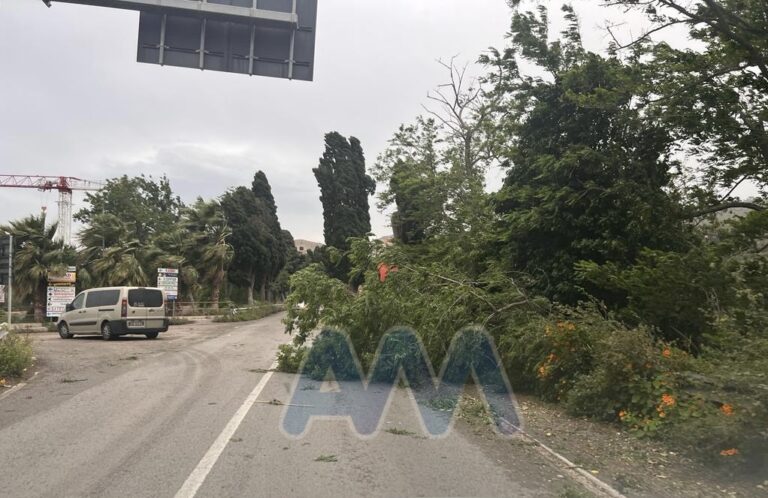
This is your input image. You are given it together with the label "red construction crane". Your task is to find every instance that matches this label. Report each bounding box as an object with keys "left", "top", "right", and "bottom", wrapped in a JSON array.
[{"left": 0, "top": 175, "right": 104, "bottom": 245}]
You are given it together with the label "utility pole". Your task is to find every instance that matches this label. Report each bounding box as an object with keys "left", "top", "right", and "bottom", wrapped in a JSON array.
[{"left": 7, "top": 235, "right": 12, "bottom": 327}]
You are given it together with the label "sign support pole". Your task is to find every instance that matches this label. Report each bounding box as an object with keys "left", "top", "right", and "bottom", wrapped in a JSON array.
[{"left": 7, "top": 235, "right": 12, "bottom": 327}]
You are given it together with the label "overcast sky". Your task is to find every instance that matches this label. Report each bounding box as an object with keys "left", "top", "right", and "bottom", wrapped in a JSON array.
[{"left": 0, "top": 0, "right": 674, "bottom": 242}]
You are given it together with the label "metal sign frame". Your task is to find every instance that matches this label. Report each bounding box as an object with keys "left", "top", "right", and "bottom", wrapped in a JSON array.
[{"left": 45, "top": 0, "right": 317, "bottom": 81}]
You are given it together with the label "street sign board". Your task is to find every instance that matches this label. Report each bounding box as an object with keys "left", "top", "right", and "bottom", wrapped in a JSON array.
[
  {"left": 48, "top": 266, "right": 77, "bottom": 285},
  {"left": 47, "top": 286, "right": 76, "bottom": 318},
  {"left": 157, "top": 268, "right": 179, "bottom": 300},
  {"left": 0, "top": 235, "right": 9, "bottom": 287},
  {"left": 136, "top": 0, "right": 317, "bottom": 80}
]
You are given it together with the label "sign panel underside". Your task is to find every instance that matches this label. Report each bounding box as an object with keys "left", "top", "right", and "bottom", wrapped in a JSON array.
[{"left": 137, "top": 0, "right": 317, "bottom": 81}]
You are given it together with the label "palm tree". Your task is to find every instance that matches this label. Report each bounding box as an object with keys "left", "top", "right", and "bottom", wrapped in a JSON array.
[
  {"left": 1, "top": 213, "right": 73, "bottom": 322},
  {"left": 78, "top": 214, "right": 163, "bottom": 287},
  {"left": 185, "top": 199, "right": 233, "bottom": 309}
]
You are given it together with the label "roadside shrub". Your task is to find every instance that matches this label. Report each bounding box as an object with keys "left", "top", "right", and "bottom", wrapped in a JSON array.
[
  {"left": 302, "top": 329, "right": 360, "bottom": 381},
  {"left": 275, "top": 343, "right": 308, "bottom": 374},
  {"left": 497, "top": 306, "right": 603, "bottom": 400},
  {"left": 0, "top": 332, "right": 33, "bottom": 378},
  {"left": 565, "top": 326, "right": 685, "bottom": 430},
  {"left": 497, "top": 305, "right": 690, "bottom": 433},
  {"left": 662, "top": 317, "right": 768, "bottom": 468}
]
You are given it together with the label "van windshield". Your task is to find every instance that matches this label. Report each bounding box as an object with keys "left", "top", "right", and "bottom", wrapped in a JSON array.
[{"left": 127, "top": 289, "right": 163, "bottom": 308}]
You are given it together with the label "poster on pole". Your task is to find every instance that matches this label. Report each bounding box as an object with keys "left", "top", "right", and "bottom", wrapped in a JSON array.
[
  {"left": 46, "top": 286, "right": 76, "bottom": 318},
  {"left": 46, "top": 266, "right": 76, "bottom": 318},
  {"left": 0, "top": 285, "right": 5, "bottom": 304},
  {"left": 48, "top": 266, "right": 77, "bottom": 285},
  {"left": 157, "top": 268, "right": 179, "bottom": 300}
]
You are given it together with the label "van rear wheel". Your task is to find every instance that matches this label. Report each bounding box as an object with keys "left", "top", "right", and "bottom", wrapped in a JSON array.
[
  {"left": 58, "top": 323, "right": 73, "bottom": 339},
  {"left": 101, "top": 322, "right": 115, "bottom": 341},
  {"left": 145, "top": 332, "right": 159, "bottom": 340}
]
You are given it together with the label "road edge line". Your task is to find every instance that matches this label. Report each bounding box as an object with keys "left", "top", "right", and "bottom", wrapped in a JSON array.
[
  {"left": 174, "top": 360, "right": 279, "bottom": 498},
  {"left": 0, "top": 382, "right": 25, "bottom": 402},
  {"left": 502, "top": 417, "right": 627, "bottom": 498}
]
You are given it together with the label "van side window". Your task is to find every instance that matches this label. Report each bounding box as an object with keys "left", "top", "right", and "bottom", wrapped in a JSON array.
[
  {"left": 72, "top": 293, "right": 85, "bottom": 310},
  {"left": 128, "top": 289, "right": 163, "bottom": 308},
  {"left": 85, "top": 290, "right": 121, "bottom": 308}
]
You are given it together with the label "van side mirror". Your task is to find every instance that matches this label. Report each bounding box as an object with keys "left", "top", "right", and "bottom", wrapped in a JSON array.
[{"left": 66, "top": 303, "right": 74, "bottom": 312}]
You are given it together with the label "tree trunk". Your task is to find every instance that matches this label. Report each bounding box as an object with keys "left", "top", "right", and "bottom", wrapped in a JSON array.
[
  {"left": 247, "top": 273, "right": 256, "bottom": 306},
  {"left": 34, "top": 282, "right": 46, "bottom": 323},
  {"left": 259, "top": 277, "right": 267, "bottom": 302},
  {"left": 211, "top": 270, "right": 223, "bottom": 310}
]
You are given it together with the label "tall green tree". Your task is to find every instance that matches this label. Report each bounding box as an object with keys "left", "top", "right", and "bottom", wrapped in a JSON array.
[
  {"left": 221, "top": 187, "right": 272, "bottom": 304},
  {"left": 1, "top": 214, "right": 74, "bottom": 321},
  {"left": 77, "top": 213, "right": 164, "bottom": 287},
  {"left": 75, "top": 175, "right": 183, "bottom": 244},
  {"left": 313, "top": 132, "right": 376, "bottom": 280},
  {"left": 373, "top": 118, "right": 447, "bottom": 244},
  {"left": 251, "top": 171, "right": 286, "bottom": 300},
  {"left": 185, "top": 199, "right": 233, "bottom": 309},
  {"left": 540, "top": 0, "right": 768, "bottom": 212},
  {"left": 271, "top": 230, "right": 307, "bottom": 301},
  {"left": 486, "top": 5, "right": 687, "bottom": 303}
]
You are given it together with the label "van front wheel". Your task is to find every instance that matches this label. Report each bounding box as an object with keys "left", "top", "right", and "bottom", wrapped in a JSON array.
[
  {"left": 58, "top": 323, "right": 73, "bottom": 339},
  {"left": 101, "top": 322, "right": 115, "bottom": 341},
  {"left": 145, "top": 332, "right": 159, "bottom": 340}
]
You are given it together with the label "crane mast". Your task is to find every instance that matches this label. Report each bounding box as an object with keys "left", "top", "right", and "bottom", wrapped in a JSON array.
[{"left": 0, "top": 175, "right": 103, "bottom": 245}]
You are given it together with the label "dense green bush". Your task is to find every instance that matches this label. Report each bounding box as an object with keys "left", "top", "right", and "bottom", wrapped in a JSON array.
[
  {"left": 283, "top": 239, "right": 546, "bottom": 368},
  {"left": 0, "top": 332, "right": 33, "bottom": 378},
  {"left": 576, "top": 248, "right": 736, "bottom": 349},
  {"left": 275, "top": 343, "right": 308, "bottom": 374},
  {"left": 301, "top": 329, "right": 361, "bottom": 381}
]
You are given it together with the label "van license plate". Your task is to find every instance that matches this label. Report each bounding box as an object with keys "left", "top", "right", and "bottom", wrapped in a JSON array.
[{"left": 127, "top": 320, "right": 145, "bottom": 328}]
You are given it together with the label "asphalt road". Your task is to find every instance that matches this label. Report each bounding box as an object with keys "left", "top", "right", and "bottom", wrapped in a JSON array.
[{"left": 0, "top": 314, "right": 599, "bottom": 498}]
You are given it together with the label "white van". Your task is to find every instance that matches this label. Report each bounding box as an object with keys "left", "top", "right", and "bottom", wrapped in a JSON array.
[{"left": 56, "top": 287, "right": 169, "bottom": 340}]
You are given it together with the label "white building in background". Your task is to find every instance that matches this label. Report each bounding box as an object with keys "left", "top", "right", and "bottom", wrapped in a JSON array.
[{"left": 294, "top": 239, "right": 324, "bottom": 255}]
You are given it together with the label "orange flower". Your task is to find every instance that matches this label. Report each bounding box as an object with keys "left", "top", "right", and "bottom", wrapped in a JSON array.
[
  {"left": 720, "top": 404, "right": 734, "bottom": 416},
  {"left": 720, "top": 448, "right": 739, "bottom": 457},
  {"left": 618, "top": 410, "right": 627, "bottom": 420},
  {"left": 547, "top": 353, "right": 557, "bottom": 363},
  {"left": 662, "top": 348, "right": 672, "bottom": 358},
  {"left": 661, "top": 394, "right": 676, "bottom": 407}
]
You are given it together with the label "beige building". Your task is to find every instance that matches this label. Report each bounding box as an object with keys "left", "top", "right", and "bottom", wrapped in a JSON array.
[{"left": 294, "top": 239, "right": 324, "bottom": 255}]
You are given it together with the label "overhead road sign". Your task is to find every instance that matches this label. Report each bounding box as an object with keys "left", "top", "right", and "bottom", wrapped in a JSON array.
[
  {"left": 45, "top": 0, "right": 298, "bottom": 25},
  {"left": 43, "top": 0, "right": 318, "bottom": 81}
]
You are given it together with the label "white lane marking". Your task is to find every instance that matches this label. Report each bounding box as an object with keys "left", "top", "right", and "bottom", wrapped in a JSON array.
[{"left": 175, "top": 361, "right": 278, "bottom": 498}]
